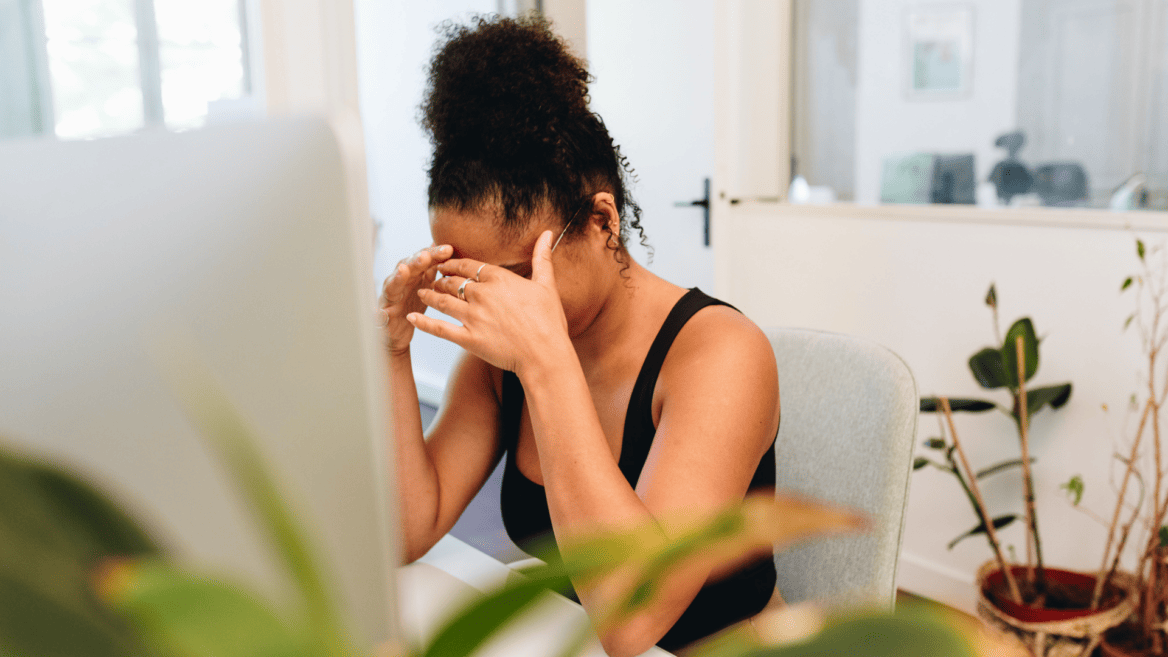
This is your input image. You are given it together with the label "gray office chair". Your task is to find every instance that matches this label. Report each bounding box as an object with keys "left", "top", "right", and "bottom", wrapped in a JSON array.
[{"left": 765, "top": 328, "right": 918, "bottom": 610}]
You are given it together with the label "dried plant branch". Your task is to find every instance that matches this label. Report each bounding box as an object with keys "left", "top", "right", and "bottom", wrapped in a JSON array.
[
  {"left": 1103, "top": 236, "right": 1168, "bottom": 644},
  {"left": 1145, "top": 399, "right": 1166, "bottom": 642},
  {"left": 1094, "top": 399, "right": 1153, "bottom": 608},
  {"left": 940, "top": 397, "right": 1023, "bottom": 604},
  {"left": 1101, "top": 482, "right": 1148, "bottom": 610},
  {"left": 1015, "top": 336, "right": 1043, "bottom": 587}
]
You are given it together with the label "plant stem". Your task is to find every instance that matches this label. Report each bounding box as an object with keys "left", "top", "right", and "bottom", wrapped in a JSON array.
[
  {"left": 1139, "top": 486, "right": 1168, "bottom": 638},
  {"left": 1101, "top": 496, "right": 1143, "bottom": 609},
  {"left": 1093, "top": 398, "right": 1153, "bottom": 609},
  {"left": 940, "top": 397, "right": 1023, "bottom": 604},
  {"left": 949, "top": 456, "right": 985, "bottom": 530},
  {"left": 1015, "top": 335, "right": 1045, "bottom": 589},
  {"left": 1147, "top": 380, "right": 1165, "bottom": 638}
]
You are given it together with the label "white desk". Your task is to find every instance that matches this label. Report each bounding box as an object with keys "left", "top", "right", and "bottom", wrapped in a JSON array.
[{"left": 397, "top": 535, "right": 673, "bottom": 657}]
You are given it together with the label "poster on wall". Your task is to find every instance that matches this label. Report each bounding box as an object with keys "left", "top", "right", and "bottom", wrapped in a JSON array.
[{"left": 905, "top": 5, "right": 975, "bottom": 100}]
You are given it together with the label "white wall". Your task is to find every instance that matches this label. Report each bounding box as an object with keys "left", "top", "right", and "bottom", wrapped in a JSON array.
[
  {"left": 715, "top": 203, "right": 1168, "bottom": 613},
  {"left": 587, "top": 0, "right": 719, "bottom": 290},
  {"left": 354, "top": 0, "right": 495, "bottom": 399},
  {"left": 854, "top": 0, "right": 1022, "bottom": 204}
]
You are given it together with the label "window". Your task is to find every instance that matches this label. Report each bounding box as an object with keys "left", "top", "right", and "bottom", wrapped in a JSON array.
[
  {"left": 3, "top": 0, "right": 252, "bottom": 140},
  {"left": 791, "top": 0, "right": 1168, "bottom": 212}
]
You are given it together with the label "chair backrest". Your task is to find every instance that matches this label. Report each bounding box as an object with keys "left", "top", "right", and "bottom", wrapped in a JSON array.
[{"left": 765, "top": 327, "right": 918, "bottom": 610}]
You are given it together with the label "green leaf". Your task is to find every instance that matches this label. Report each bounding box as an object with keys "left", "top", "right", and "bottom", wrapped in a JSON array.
[
  {"left": 1121, "top": 277, "right": 1134, "bottom": 292},
  {"left": 924, "top": 437, "right": 946, "bottom": 450},
  {"left": 0, "top": 571, "right": 146, "bottom": 657},
  {"left": 99, "top": 560, "right": 306, "bottom": 657},
  {"left": 1061, "top": 475, "right": 1085, "bottom": 506},
  {"left": 422, "top": 570, "right": 572, "bottom": 657},
  {"left": 985, "top": 284, "right": 997, "bottom": 308},
  {"left": 1138, "top": 239, "right": 1146, "bottom": 261},
  {"left": 756, "top": 606, "right": 977, "bottom": 657},
  {"left": 25, "top": 461, "right": 162, "bottom": 559},
  {"left": 1125, "top": 314, "right": 1136, "bottom": 331},
  {"left": 0, "top": 442, "right": 165, "bottom": 657},
  {"left": 625, "top": 581, "right": 654, "bottom": 613},
  {"left": 151, "top": 346, "right": 351, "bottom": 657},
  {"left": 1026, "top": 383, "right": 1073, "bottom": 417},
  {"left": 1160, "top": 526, "right": 1168, "bottom": 548},
  {"left": 947, "top": 515, "right": 1017, "bottom": 550},
  {"left": 911, "top": 458, "right": 952, "bottom": 474},
  {"left": 920, "top": 397, "right": 995, "bottom": 412},
  {"left": 1002, "top": 318, "right": 1039, "bottom": 386},
  {"left": 0, "top": 445, "right": 162, "bottom": 565},
  {"left": 975, "top": 458, "right": 1035, "bottom": 480},
  {"left": 968, "top": 348, "right": 1009, "bottom": 390}
]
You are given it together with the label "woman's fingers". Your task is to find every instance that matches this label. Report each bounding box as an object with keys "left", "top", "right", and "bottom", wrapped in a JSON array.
[
  {"left": 432, "top": 274, "right": 479, "bottom": 299},
  {"left": 437, "top": 258, "right": 490, "bottom": 281},
  {"left": 379, "top": 262, "right": 410, "bottom": 304},
  {"left": 407, "top": 311, "right": 469, "bottom": 346},
  {"left": 417, "top": 287, "right": 468, "bottom": 318},
  {"left": 381, "top": 245, "right": 453, "bottom": 304},
  {"left": 530, "top": 230, "right": 556, "bottom": 287}
]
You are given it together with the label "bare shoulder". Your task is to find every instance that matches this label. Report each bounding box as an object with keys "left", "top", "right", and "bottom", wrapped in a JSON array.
[
  {"left": 663, "top": 302, "right": 777, "bottom": 382},
  {"left": 653, "top": 300, "right": 779, "bottom": 428}
]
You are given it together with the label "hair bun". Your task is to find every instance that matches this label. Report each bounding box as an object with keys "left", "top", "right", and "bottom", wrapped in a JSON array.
[{"left": 421, "top": 15, "right": 591, "bottom": 163}]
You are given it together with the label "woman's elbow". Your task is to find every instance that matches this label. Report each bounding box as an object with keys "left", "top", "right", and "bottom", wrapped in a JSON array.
[
  {"left": 597, "top": 616, "right": 666, "bottom": 657},
  {"left": 398, "top": 528, "right": 442, "bottom": 565},
  {"left": 598, "top": 633, "right": 653, "bottom": 657}
]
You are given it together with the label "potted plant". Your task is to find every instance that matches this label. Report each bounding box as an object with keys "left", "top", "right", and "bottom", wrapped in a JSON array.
[
  {"left": 1092, "top": 239, "right": 1168, "bottom": 656},
  {"left": 916, "top": 285, "right": 1138, "bottom": 656}
]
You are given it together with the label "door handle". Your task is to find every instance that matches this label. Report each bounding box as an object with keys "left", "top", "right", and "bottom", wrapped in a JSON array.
[{"left": 673, "top": 177, "right": 711, "bottom": 247}]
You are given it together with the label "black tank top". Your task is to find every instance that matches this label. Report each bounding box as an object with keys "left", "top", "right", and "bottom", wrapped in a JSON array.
[{"left": 498, "top": 288, "right": 778, "bottom": 651}]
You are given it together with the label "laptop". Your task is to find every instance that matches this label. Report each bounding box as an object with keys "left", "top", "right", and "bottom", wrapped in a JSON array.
[{"left": 0, "top": 118, "right": 398, "bottom": 646}]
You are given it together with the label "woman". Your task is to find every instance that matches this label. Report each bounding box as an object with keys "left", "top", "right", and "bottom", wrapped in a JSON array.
[{"left": 379, "top": 15, "right": 780, "bottom": 655}]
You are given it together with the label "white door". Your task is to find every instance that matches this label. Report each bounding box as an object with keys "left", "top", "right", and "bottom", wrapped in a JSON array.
[{"left": 586, "top": 0, "right": 720, "bottom": 290}]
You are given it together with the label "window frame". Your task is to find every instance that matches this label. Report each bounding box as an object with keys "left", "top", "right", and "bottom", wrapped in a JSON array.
[
  {"left": 738, "top": 0, "right": 1168, "bottom": 220},
  {"left": 22, "top": 0, "right": 255, "bottom": 138}
]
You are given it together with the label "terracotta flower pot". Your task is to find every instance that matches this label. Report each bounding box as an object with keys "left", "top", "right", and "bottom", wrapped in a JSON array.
[
  {"left": 984, "top": 566, "right": 1116, "bottom": 622},
  {"left": 975, "top": 562, "right": 1139, "bottom": 657}
]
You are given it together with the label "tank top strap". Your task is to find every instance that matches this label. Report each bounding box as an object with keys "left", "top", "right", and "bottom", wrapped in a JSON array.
[{"left": 618, "top": 287, "right": 735, "bottom": 484}]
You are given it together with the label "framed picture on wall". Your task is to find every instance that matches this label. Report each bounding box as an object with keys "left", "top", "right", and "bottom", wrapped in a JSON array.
[{"left": 904, "top": 4, "right": 975, "bottom": 100}]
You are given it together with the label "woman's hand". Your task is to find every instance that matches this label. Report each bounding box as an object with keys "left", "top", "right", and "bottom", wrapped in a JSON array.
[
  {"left": 407, "top": 231, "right": 572, "bottom": 376},
  {"left": 378, "top": 245, "right": 453, "bottom": 356}
]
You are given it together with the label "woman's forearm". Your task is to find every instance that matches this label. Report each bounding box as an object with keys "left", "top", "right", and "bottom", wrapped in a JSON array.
[
  {"left": 518, "top": 352, "right": 703, "bottom": 656},
  {"left": 387, "top": 348, "right": 442, "bottom": 562},
  {"left": 520, "top": 352, "right": 651, "bottom": 538}
]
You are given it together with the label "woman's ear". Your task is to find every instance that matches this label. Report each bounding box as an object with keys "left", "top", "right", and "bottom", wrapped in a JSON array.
[{"left": 589, "top": 192, "right": 620, "bottom": 245}]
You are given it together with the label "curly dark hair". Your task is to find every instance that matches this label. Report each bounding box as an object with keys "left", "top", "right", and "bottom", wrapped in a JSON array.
[{"left": 421, "top": 14, "right": 649, "bottom": 261}]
